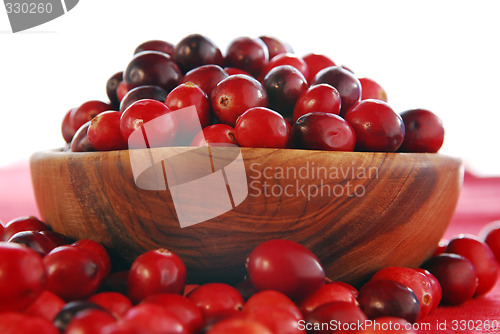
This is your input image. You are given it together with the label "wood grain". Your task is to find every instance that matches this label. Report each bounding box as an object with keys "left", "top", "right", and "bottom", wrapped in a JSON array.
[{"left": 30, "top": 148, "right": 463, "bottom": 286}]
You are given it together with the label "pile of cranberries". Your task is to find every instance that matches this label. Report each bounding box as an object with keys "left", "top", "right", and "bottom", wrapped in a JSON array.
[
  {"left": 1, "top": 215, "right": 499, "bottom": 333},
  {"left": 61, "top": 34, "right": 445, "bottom": 153}
]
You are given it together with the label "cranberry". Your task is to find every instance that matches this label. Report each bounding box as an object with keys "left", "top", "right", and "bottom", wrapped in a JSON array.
[
  {"left": 120, "top": 85, "right": 169, "bottom": 112},
  {"left": 3, "top": 215, "right": 50, "bottom": 241},
  {"left": 142, "top": 293, "right": 203, "bottom": 333},
  {"left": 124, "top": 51, "right": 182, "bottom": 92},
  {"left": 39, "top": 230, "right": 73, "bottom": 247},
  {"left": 445, "top": 234, "right": 498, "bottom": 295},
  {"left": 191, "top": 124, "right": 238, "bottom": 147},
  {"left": 302, "top": 53, "right": 336, "bottom": 83},
  {"left": 24, "top": 290, "right": 65, "bottom": 321},
  {"left": 0, "top": 313, "right": 58, "bottom": 334},
  {"left": 235, "top": 107, "right": 290, "bottom": 148},
  {"left": 224, "top": 67, "right": 253, "bottom": 76},
  {"left": 398, "top": 108, "right": 444, "bottom": 153},
  {"left": 180, "top": 64, "right": 228, "bottom": 96},
  {"left": 120, "top": 303, "right": 189, "bottom": 334},
  {"left": 211, "top": 74, "right": 268, "bottom": 126},
  {"left": 127, "top": 248, "right": 186, "bottom": 303},
  {"left": 344, "top": 99, "right": 405, "bottom": 152},
  {"left": 70, "top": 121, "right": 95, "bottom": 152},
  {"left": 43, "top": 245, "right": 102, "bottom": 301},
  {"left": 88, "top": 292, "right": 133, "bottom": 319},
  {"left": 359, "top": 77, "right": 388, "bottom": 102},
  {"left": 244, "top": 306, "right": 305, "bottom": 334},
  {"left": 71, "top": 239, "right": 112, "bottom": 280},
  {"left": 260, "top": 53, "right": 309, "bottom": 82},
  {"left": 421, "top": 253, "right": 478, "bottom": 305},
  {"left": 116, "top": 81, "right": 130, "bottom": 102},
  {"left": 62, "top": 107, "right": 77, "bottom": 143},
  {"left": 224, "top": 36, "right": 269, "bottom": 78},
  {"left": 8, "top": 230, "right": 55, "bottom": 256},
  {"left": 357, "top": 279, "right": 420, "bottom": 323},
  {"left": 70, "top": 100, "right": 112, "bottom": 133},
  {"left": 480, "top": 220, "right": 500, "bottom": 262},
  {"left": 174, "top": 34, "right": 224, "bottom": 73},
  {"left": 120, "top": 99, "right": 177, "bottom": 149},
  {"left": 207, "top": 317, "right": 273, "bottom": 334},
  {"left": 259, "top": 36, "right": 292, "bottom": 59},
  {"left": 0, "top": 242, "right": 46, "bottom": 312},
  {"left": 65, "top": 309, "right": 117, "bottom": 334},
  {"left": 134, "top": 39, "right": 175, "bottom": 57},
  {"left": 334, "top": 281, "right": 358, "bottom": 298},
  {"left": 263, "top": 65, "right": 308, "bottom": 121},
  {"left": 183, "top": 284, "right": 200, "bottom": 296},
  {"left": 415, "top": 269, "right": 442, "bottom": 311},
  {"left": 243, "top": 290, "right": 302, "bottom": 321},
  {"left": 187, "top": 283, "right": 244, "bottom": 323},
  {"left": 312, "top": 66, "right": 361, "bottom": 116},
  {"left": 87, "top": 111, "right": 128, "bottom": 151},
  {"left": 305, "top": 301, "right": 367, "bottom": 334},
  {"left": 293, "top": 84, "right": 341, "bottom": 122},
  {"left": 299, "top": 282, "right": 358, "bottom": 317},
  {"left": 432, "top": 239, "right": 448, "bottom": 256},
  {"left": 246, "top": 239, "right": 325, "bottom": 301},
  {"left": 53, "top": 300, "right": 106, "bottom": 331},
  {"left": 106, "top": 71, "right": 124, "bottom": 109}
]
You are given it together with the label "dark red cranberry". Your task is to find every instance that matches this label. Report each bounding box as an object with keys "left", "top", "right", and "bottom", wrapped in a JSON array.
[
  {"left": 312, "top": 66, "right": 362, "bottom": 116},
  {"left": 134, "top": 39, "right": 175, "bottom": 57},
  {"left": 3, "top": 215, "right": 50, "bottom": 241},
  {"left": 187, "top": 283, "right": 244, "bottom": 323},
  {"left": 481, "top": 220, "right": 500, "bottom": 263},
  {"left": 211, "top": 74, "right": 268, "bottom": 126},
  {"left": 247, "top": 239, "right": 325, "bottom": 301},
  {"left": 224, "top": 36, "right": 269, "bottom": 78},
  {"left": 207, "top": 317, "right": 273, "bottom": 334},
  {"left": 8, "top": 231, "right": 55, "bottom": 256},
  {"left": 302, "top": 53, "right": 336, "bottom": 83},
  {"left": 174, "top": 34, "right": 224, "bottom": 73},
  {"left": 70, "top": 121, "right": 95, "bottom": 152},
  {"left": 0, "top": 313, "right": 58, "bottom": 334},
  {"left": 235, "top": 107, "right": 290, "bottom": 148},
  {"left": 62, "top": 108, "right": 77, "bottom": 143},
  {"left": 39, "top": 230, "right": 73, "bottom": 247},
  {"left": 359, "top": 77, "right": 388, "bottom": 102},
  {"left": 180, "top": 64, "right": 228, "bottom": 96},
  {"left": 244, "top": 306, "right": 303, "bottom": 334},
  {"left": 235, "top": 279, "right": 258, "bottom": 301},
  {"left": 70, "top": 100, "right": 112, "bottom": 133},
  {"left": 119, "top": 85, "right": 168, "bottom": 112},
  {"left": 305, "top": 301, "right": 368, "bottom": 334},
  {"left": 0, "top": 242, "right": 46, "bottom": 312},
  {"left": 99, "top": 270, "right": 129, "bottom": 295},
  {"left": 24, "top": 290, "right": 65, "bottom": 321},
  {"left": 263, "top": 65, "right": 308, "bottom": 121},
  {"left": 344, "top": 99, "right": 405, "bottom": 152},
  {"left": 243, "top": 290, "right": 302, "bottom": 321},
  {"left": 293, "top": 112, "right": 356, "bottom": 151},
  {"left": 293, "top": 84, "right": 341, "bottom": 122},
  {"left": 87, "top": 111, "right": 128, "bottom": 151},
  {"left": 259, "top": 36, "right": 292, "bottom": 59},
  {"left": 106, "top": 71, "right": 124, "bottom": 109},
  {"left": 421, "top": 253, "right": 478, "bottom": 305},
  {"left": 260, "top": 53, "right": 309, "bottom": 82},
  {"left": 299, "top": 282, "right": 358, "bottom": 317},
  {"left": 53, "top": 300, "right": 107, "bottom": 332},
  {"left": 398, "top": 108, "right": 444, "bottom": 153},
  {"left": 191, "top": 124, "right": 238, "bottom": 147},
  {"left": 88, "top": 292, "right": 133, "bottom": 319},
  {"left": 65, "top": 309, "right": 117, "bottom": 334},
  {"left": 124, "top": 51, "right": 182, "bottom": 92}
]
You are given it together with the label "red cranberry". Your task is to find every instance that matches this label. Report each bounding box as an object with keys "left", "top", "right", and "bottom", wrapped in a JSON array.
[
  {"left": 24, "top": 290, "right": 65, "bottom": 321},
  {"left": 53, "top": 300, "right": 106, "bottom": 331},
  {"left": 88, "top": 292, "right": 132, "bottom": 319},
  {"left": 106, "top": 71, "right": 124, "bottom": 109},
  {"left": 421, "top": 253, "right": 478, "bottom": 305},
  {"left": 87, "top": 111, "right": 128, "bottom": 151},
  {"left": 398, "top": 108, "right": 444, "bottom": 153},
  {"left": 127, "top": 248, "right": 186, "bottom": 303},
  {"left": 62, "top": 107, "right": 77, "bottom": 143},
  {"left": 116, "top": 81, "right": 130, "bottom": 102},
  {"left": 481, "top": 220, "right": 500, "bottom": 263},
  {"left": 225, "top": 36, "right": 269, "bottom": 78},
  {"left": 134, "top": 39, "right": 175, "bottom": 57},
  {"left": 187, "top": 283, "right": 244, "bottom": 323},
  {"left": 299, "top": 282, "right": 358, "bottom": 317},
  {"left": 70, "top": 100, "right": 112, "bottom": 133},
  {"left": 247, "top": 239, "right": 325, "bottom": 301},
  {"left": 243, "top": 290, "right": 302, "bottom": 320},
  {"left": 235, "top": 107, "right": 290, "bottom": 148},
  {"left": 344, "top": 99, "right": 405, "bottom": 152},
  {"left": 224, "top": 67, "right": 253, "bottom": 76},
  {"left": 65, "top": 309, "right": 117, "bottom": 334},
  {"left": 259, "top": 36, "right": 292, "bottom": 60},
  {"left": 8, "top": 230, "right": 56, "bottom": 256},
  {"left": 121, "top": 303, "right": 189, "bottom": 334},
  {"left": 312, "top": 66, "right": 362, "bottom": 116},
  {"left": 0, "top": 242, "right": 46, "bottom": 312},
  {"left": 359, "top": 77, "right": 388, "bottom": 102},
  {"left": 119, "top": 85, "right": 169, "bottom": 112},
  {"left": 71, "top": 239, "right": 112, "bottom": 280},
  {"left": 207, "top": 317, "right": 273, "bottom": 334},
  {"left": 211, "top": 74, "right": 268, "bottom": 126},
  {"left": 302, "top": 53, "right": 336, "bottom": 83},
  {"left": 415, "top": 268, "right": 442, "bottom": 311},
  {"left": 261, "top": 53, "right": 309, "bottom": 82},
  {"left": 263, "top": 65, "right": 308, "bottom": 121},
  {"left": 180, "top": 64, "right": 228, "bottom": 96},
  {"left": 0, "top": 313, "right": 58, "bottom": 334},
  {"left": 3, "top": 215, "right": 50, "bottom": 241},
  {"left": 191, "top": 124, "right": 238, "bottom": 147},
  {"left": 174, "top": 34, "right": 224, "bottom": 73},
  {"left": 70, "top": 121, "right": 95, "bottom": 152},
  {"left": 244, "top": 306, "right": 304, "bottom": 334},
  {"left": 305, "top": 301, "right": 367, "bottom": 334},
  {"left": 432, "top": 239, "right": 448, "bottom": 256},
  {"left": 124, "top": 51, "right": 182, "bottom": 92},
  {"left": 120, "top": 99, "right": 177, "bottom": 149},
  {"left": 293, "top": 84, "right": 341, "bottom": 122},
  {"left": 445, "top": 234, "right": 498, "bottom": 295}
]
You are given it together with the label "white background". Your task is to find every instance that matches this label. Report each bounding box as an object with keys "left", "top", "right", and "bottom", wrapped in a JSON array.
[{"left": 1, "top": 0, "right": 499, "bottom": 175}]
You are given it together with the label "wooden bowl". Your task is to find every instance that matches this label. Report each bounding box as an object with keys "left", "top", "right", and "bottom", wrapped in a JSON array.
[{"left": 30, "top": 147, "right": 463, "bottom": 286}]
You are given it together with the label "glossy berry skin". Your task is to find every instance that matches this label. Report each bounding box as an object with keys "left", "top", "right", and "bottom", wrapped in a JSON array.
[
  {"left": 415, "top": 268, "right": 442, "bottom": 311},
  {"left": 299, "top": 282, "right": 358, "bottom": 317},
  {"left": 120, "top": 303, "right": 189, "bottom": 334},
  {"left": 259, "top": 36, "right": 292, "bottom": 59},
  {"left": 445, "top": 234, "right": 498, "bottom": 296},
  {"left": 127, "top": 248, "right": 186, "bottom": 303},
  {"left": 421, "top": 253, "right": 478, "bottom": 305},
  {"left": 293, "top": 112, "right": 356, "bottom": 151},
  {"left": 124, "top": 51, "right": 182, "bottom": 92},
  {"left": 8, "top": 230, "right": 56, "bottom": 256},
  {"left": 0, "top": 313, "right": 58, "bottom": 334},
  {"left": 312, "top": 66, "right": 362, "bottom": 116},
  {"left": 71, "top": 239, "right": 112, "bottom": 280},
  {"left": 120, "top": 99, "right": 177, "bottom": 149},
  {"left": 88, "top": 292, "right": 132, "bottom": 319},
  {"left": 70, "top": 121, "right": 95, "bottom": 152},
  {"left": 0, "top": 242, "right": 46, "bottom": 312},
  {"left": 305, "top": 301, "right": 367, "bottom": 334},
  {"left": 359, "top": 77, "right": 388, "bottom": 102},
  {"left": 244, "top": 306, "right": 305, "bottom": 334},
  {"left": 293, "top": 84, "right": 341, "bottom": 122},
  {"left": 88, "top": 111, "right": 128, "bottom": 151},
  {"left": 224, "top": 67, "right": 253, "bottom": 77},
  {"left": 62, "top": 108, "right": 77, "bottom": 143},
  {"left": 302, "top": 53, "right": 336, "bottom": 83},
  {"left": 187, "top": 283, "right": 244, "bottom": 323},
  {"left": 243, "top": 290, "right": 302, "bottom": 321},
  {"left": 116, "top": 81, "right": 130, "bottom": 102},
  {"left": 24, "top": 290, "right": 65, "bottom": 321},
  {"left": 65, "top": 309, "right": 116, "bottom": 334},
  {"left": 70, "top": 100, "right": 112, "bottom": 133},
  {"left": 246, "top": 239, "right": 325, "bottom": 301},
  {"left": 3, "top": 215, "right": 50, "bottom": 241},
  {"left": 106, "top": 71, "right": 124, "bottom": 109},
  {"left": 481, "top": 220, "right": 500, "bottom": 263},
  {"left": 263, "top": 65, "right": 308, "bottom": 121},
  {"left": 398, "top": 109, "right": 444, "bottom": 153},
  {"left": 225, "top": 36, "right": 269, "bottom": 78},
  {"left": 211, "top": 74, "right": 268, "bottom": 126},
  {"left": 345, "top": 99, "right": 405, "bottom": 152},
  {"left": 119, "top": 85, "right": 169, "bottom": 112},
  {"left": 134, "top": 39, "right": 175, "bottom": 57},
  {"left": 207, "top": 317, "right": 273, "bottom": 334},
  {"left": 357, "top": 279, "right": 420, "bottom": 323},
  {"left": 174, "top": 34, "right": 224, "bottom": 73},
  {"left": 261, "top": 53, "right": 309, "bottom": 82},
  {"left": 180, "top": 64, "right": 228, "bottom": 96},
  {"left": 235, "top": 107, "right": 290, "bottom": 148},
  {"left": 191, "top": 124, "right": 238, "bottom": 147}
]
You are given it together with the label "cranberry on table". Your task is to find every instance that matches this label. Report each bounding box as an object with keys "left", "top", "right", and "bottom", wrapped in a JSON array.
[
  {"left": 70, "top": 100, "right": 112, "bottom": 133},
  {"left": 299, "top": 282, "right": 358, "bottom": 317},
  {"left": 134, "top": 39, "right": 175, "bottom": 57},
  {"left": 24, "top": 290, "right": 65, "bottom": 322},
  {"left": 259, "top": 35, "right": 292, "bottom": 60},
  {"left": 224, "top": 36, "right": 269, "bottom": 78},
  {"left": 62, "top": 107, "right": 77, "bottom": 143},
  {"left": 64, "top": 309, "right": 117, "bottom": 334},
  {"left": 480, "top": 220, "right": 500, "bottom": 262},
  {"left": 106, "top": 71, "right": 124, "bottom": 110},
  {"left": 211, "top": 74, "right": 268, "bottom": 126},
  {"left": 180, "top": 64, "right": 228, "bottom": 96},
  {"left": 263, "top": 65, "right": 308, "bottom": 121},
  {"left": 207, "top": 317, "right": 273, "bottom": 334},
  {"left": 187, "top": 283, "right": 244, "bottom": 323},
  {"left": 302, "top": 53, "right": 336, "bottom": 83},
  {"left": 243, "top": 290, "right": 302, "bottom": 321},
  {"left": 88, "top": 292, "right": 133, "bottom": 319},
  {"left": 0, "top": 313, "right": 58, "bottom": 334},
  {"left": 235, "top": 107, "right": 290, "bottom": 148},
  {"left": 305, "top": 301, "right": 367, "bottom": 334},
  {"left": 191, "top": 124, "right": 238, "bottom": 147},
  {"left": 174, "top": 33, "right": 224, "bottom": 73},
  {"left": 8, "top": 230, "right": 56, "bottom": 256},
  {"left": 87, "top": 111, "right": 128, "bottom": 151},
  {"left": 344, "top": 99, "right": 405, "bottom": 152},
  {"left": 70, "top": 121, "right": 94, "bottom": 152},
  {"left": 260, "top": 53, "right": 309, "bottom": 82},
  {"left": 246, "top": 239, "right": 325, "bottom": 301},
  {"left": 398, "top": 108, "right": 444, "bottom": 153},
  {"left": 2, "top": 215, "right": 50, "bottom": 241},
  {"left": 119, "top": 85, "right": 169, "bottom": 112}
]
